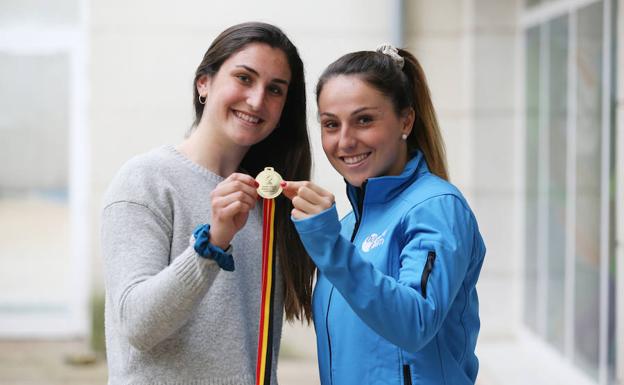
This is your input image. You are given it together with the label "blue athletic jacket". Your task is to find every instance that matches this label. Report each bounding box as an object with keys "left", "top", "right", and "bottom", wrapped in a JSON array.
[{"left": 293, "top": 152, "right": 486, "bottom": 385}]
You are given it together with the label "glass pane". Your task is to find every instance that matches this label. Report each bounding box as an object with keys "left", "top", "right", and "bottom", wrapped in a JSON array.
[
  {"left": 0, "top": 0, "right": 80, "bottom": 26},
  {"left": 574, "top": 2, "right": 603, "bottom": 379},
  {"left": 524, "top": 25, "right": 540, "bottom": 332},
  {"left": 546, "top": 15, "right": 568, "bottom": 352},
  {"left": 608, "top": 245, "right": 616, "bottom": 382},
  {"left": 608, "top": 135, "right": 617, "bottom": 381},
  {"left": 0, "top": 53, "right": 71, "bottom": 315}
]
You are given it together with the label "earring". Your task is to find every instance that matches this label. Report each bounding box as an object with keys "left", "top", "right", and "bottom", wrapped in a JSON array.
[
  {"left": 401, "top": 133, "right": 408, "bottom": 140},
  {"left": 198, "top": 94, "right": 206, "bottom": 105}
]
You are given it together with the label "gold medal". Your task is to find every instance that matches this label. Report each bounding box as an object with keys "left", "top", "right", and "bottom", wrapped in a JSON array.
[{"left": 255, "top": 167, "right": 283, "bottom": 199}]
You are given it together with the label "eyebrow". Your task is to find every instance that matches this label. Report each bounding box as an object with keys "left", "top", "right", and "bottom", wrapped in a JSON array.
[
  {"left": 320, "top": 106, "right": 379, "bottom": 118},
  {"left": 235, "top": 65, "right": 289, "bottom": 85}
]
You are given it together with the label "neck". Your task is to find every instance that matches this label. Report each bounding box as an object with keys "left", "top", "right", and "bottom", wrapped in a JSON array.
[{"left": 177, "top": 121, "right": 248, "bottom": 177}]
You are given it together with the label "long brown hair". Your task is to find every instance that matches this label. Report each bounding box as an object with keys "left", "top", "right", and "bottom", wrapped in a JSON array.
[
  {"left": 193, "top": 22, "right": 315, "bottom": 322},
  {"left": 315, "top": 48, "right": 448, "bottom": 180}
]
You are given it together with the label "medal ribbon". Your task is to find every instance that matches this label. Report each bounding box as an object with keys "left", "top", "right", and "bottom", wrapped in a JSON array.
[{"left": 255, "top": 198, "right": 276, "bottom": 385}]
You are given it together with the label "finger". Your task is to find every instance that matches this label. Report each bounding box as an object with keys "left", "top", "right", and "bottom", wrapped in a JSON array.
[
  {"left": 214, "top": 200, "right": 254, "bottom": 221},
  {"left": 280, "top": 180, "right": 303, "bottom": 200},
  {"left": 213, "top": 179, "right": 258, "bottom": 201},
  {"left": 296, "top": 185, "right": 334, "bottom": 208},
  {"left": 291, "top": 208, "right": 310, "bottom": 220},
  {"left": 282, "top": 180, "right": 334, "bottom": 199},
  {"left": 227, "top": 172, "right": 259, "bottom": 188},
  {"left": 298, "top": 181, "right": 334, "bottom": 198},
  {"left": 292, "top": 195, "right": 326, "bottom": 217},
  {"left": 212, "top": 190, "right": 257, "bottom": 211}
]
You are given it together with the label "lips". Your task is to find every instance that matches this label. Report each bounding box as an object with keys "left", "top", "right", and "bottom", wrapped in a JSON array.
[
  {"left": 233, "top": 110, "right": 264, "bottom": 124},
  {"left": 341, "top": 152, "right": 371, "bottom": 165}
]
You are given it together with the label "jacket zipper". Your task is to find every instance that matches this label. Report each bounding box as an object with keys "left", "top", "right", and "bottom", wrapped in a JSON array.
[
  {"left": 325, "top": 288, "right": 334, "bottom": 384},
  {"left": 420, "top": 251, "right": 436, "bottom": 298},
  {"left": 402, "top": 364, "right": 413, "bottom": 385},
  {"left": 350, "top": 182, "right": 366, "bottom": 242},
  {"left": 325, "top": 183, "right": 367, "bottom": 385}
]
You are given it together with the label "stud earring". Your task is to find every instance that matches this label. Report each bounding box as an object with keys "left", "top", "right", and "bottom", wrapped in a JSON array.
[
  {"left": 198, "top": 94, "right": 206, "bottom": 105},
  {"left": 401, "top": 133, "right": 408, "bottom": 140}
]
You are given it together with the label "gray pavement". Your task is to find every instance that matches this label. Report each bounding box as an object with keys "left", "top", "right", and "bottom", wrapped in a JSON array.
[
  {"left": 0, "top": 339, "right": 319, "bottom": 385},
  {"left": 0, "top": 321, "right": 503, "bottom": 385}
]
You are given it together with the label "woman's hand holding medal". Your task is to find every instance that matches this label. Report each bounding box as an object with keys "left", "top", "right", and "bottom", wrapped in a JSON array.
[
  {"left": 281, "top": 181, "right": 335, "bottom": 220},
  {"left": 209, "top": 173, "right": 259, "bottom": 249},
  {"left": 209, "top": 166, "right": 333, "bottom": 250}
]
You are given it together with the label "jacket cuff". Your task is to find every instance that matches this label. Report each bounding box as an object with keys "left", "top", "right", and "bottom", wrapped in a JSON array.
[{"left": 292, "top": 204, "right": 340, "bottom": 234}]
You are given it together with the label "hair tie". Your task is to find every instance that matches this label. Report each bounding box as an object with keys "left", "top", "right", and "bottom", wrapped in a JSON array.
[{"left": 376, "top": 43, "right": 404, "bottom": 69}]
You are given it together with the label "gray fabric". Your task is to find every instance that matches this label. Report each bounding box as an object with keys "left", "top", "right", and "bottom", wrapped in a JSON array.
[{"left": 102, "top": 145, "right": 283, "bottom": 385}]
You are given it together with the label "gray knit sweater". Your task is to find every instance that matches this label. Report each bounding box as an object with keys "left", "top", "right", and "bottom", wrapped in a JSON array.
[{"left": 101, "top": 145, "right": 284, "bottom": 385}]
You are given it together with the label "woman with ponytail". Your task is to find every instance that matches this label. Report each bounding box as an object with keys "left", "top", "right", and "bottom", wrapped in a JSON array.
[{"left": 282, "top": 45, "right": 486, "bottom": 385}]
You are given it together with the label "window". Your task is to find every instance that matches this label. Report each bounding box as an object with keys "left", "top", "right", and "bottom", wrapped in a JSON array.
[
  {"left": 0, "top": 1, "right": 88, "bottom": 336},
  {"left": 522, "top": 0, "right": 616, "bottom": 383}
]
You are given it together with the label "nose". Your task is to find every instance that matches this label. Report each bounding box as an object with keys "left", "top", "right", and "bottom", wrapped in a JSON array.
[
  {"left": 246, "top": 86, "right": 265, "bottom": 111},
  {"left": 338, "top": 125, "right": 357, "bottom": 151}
]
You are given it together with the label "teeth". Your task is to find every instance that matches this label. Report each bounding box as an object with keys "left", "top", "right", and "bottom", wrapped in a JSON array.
[
  {"left": 343, "top": 153, "right": 369, "bottom": 164},
  {"left": 234, "top": 110, "right": 261, "bottom": 124}
]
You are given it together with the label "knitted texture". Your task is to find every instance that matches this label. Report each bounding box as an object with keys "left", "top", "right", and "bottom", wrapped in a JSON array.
[{"left": 101, "top": 145, "right": 283, "bottom": 385}]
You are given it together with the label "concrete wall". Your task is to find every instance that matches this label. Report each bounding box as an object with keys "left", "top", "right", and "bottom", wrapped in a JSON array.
[{"left": 405, "top": 0, "right": 521, "bottom": 340}]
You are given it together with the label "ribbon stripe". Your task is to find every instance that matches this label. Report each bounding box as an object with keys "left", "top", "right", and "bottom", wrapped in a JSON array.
[{"left": 256, "top": 198, "right": 276, "bottom": 385}]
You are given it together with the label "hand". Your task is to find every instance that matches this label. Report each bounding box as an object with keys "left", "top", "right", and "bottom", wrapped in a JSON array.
[
  {"left": 281, "top": 181, "right": 335, "bottom": 220},
  {"left": 209, "top": 173, "right": 259, "bottom": 249}
]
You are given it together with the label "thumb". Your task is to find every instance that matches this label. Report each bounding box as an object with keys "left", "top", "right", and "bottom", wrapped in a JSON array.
[{"left": 280, "top": 180, "right": 302, "bottom": 200}]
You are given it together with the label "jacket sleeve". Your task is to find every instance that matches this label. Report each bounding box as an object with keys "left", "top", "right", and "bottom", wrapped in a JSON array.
[
  {"left": 293, "top": 194, "right": 475, "bottom": 353},
  {"left": 102, "top": 201, "right": 220, "bottom": 352}
]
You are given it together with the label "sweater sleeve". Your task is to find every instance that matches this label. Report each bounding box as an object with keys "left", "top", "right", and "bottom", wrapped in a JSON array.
[
  {"left": 102, "top": 200, "right": 220, "bottom": 352},
  {"left": 293, "top": 195, "right": 475, "bottom": 353}
]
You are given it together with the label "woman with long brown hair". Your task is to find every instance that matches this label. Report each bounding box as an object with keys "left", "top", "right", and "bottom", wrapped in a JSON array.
[
  {"left": 101, "top": 22, "right": 314, "bottom": 384},
  {"left": 283, "top": 45, "right": 486, "bottom": 385}
]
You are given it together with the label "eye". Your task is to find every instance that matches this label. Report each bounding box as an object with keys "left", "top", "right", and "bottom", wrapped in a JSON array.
[
  {"left": 321, "top": 120, "right": 339, "bottom": 130},
  {"left": 268, "top": 84, "right": 285, "bottom": 96},
  {"left": 235, "top": 74, "right": 251, "bottom": 84},
  {"left": 357, "top": 115, "right": 373, "bottom": 125}
]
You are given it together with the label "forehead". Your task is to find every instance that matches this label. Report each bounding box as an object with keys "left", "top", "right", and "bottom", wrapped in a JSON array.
[
  {"left": 318, "top": 75, "right": 390, "bottom": 111},
  {"left": 220, "top": 43, "right": 291, "bottom": 82}
]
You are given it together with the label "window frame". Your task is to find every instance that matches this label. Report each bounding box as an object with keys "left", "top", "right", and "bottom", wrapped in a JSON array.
[
  {"left": 520, "top": 0, "right": 616, "bottom": 383},
  {"left": 0, "top": 2, "right": 90, "bottom": 337}
]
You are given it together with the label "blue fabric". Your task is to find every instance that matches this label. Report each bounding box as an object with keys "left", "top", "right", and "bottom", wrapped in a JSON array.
[
  {"left": 292, "top": 151, "right": 486, "bottom": 385},
  {"left": 193, "top": 224, "right": 235, "bottom": 271}
]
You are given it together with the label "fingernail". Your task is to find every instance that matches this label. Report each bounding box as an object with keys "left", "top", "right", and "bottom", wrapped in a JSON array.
[
  {"left": 254, "top": 181, "right": 260, "bottom": 188},
  {"left": 280, "top": 181, "right": 287, "bottom": 187}
]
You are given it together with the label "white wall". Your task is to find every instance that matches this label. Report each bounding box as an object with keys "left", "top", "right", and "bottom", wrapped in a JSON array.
[
  {"left": 88, "top": 0, "right": 397, "bottom": 367},
  {"left": 88, "top": 0, "right": 397, "bottom": 288}
]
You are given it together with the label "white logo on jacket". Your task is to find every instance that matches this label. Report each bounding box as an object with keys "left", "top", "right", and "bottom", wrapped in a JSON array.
[{"left": 361, "top": 230, "right": 387, "bottom": 252}]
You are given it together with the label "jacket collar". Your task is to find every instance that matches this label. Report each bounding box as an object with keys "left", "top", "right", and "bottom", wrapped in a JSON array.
[{"left": 346, "top": 151, "right": 430, "bottom": 209}]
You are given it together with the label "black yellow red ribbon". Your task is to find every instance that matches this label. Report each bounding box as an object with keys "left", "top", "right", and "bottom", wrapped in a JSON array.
[{"left": 256, "top": 198, "right": 276, "bottom": 385}]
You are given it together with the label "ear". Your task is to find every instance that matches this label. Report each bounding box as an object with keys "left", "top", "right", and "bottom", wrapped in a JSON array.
[
  {"left": 196, "top": 74, "right": 212, "bottom": 96},
  {"left": 400, "top": 107, "right": 415, "bottom": 137}
]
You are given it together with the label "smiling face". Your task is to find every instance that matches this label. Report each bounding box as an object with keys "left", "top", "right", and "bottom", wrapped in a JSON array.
[
  {"left": 318, "top": 75, "right": 415, "bottom": 187},
  {"left": 197, "top": 43, "right": 291, "bottom": 148}
]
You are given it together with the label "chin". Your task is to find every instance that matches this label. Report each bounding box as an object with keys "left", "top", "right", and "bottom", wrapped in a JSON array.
[
  {"left": 344, "top": 176, "right": 365, "bottom": 188},
  {"left": 231, "top": 132, "right": 271, "bottom": 147}
]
